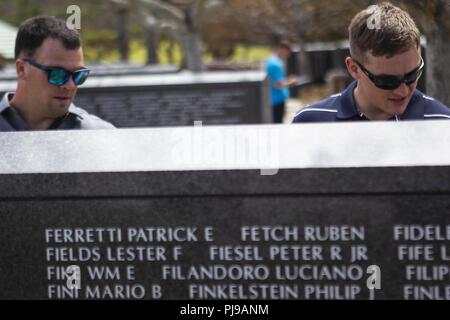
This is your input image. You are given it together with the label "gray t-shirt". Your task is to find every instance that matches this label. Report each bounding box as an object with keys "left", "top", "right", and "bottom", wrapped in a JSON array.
[{"left": 0, "top": 92, "right": 115, "bottom": 131}]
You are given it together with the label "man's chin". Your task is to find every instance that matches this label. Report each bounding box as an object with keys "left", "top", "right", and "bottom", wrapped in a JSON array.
[
  {"left": 50, "top": 102, "right": 71, "bottom": 117},
  {"left": 388, "top": 99, "right": 410, "bottom": 115}
]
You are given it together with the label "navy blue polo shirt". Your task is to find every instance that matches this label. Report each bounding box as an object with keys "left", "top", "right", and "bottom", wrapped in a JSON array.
[{"left": 292, "top": 81, "right": 450, "bottom": 123}]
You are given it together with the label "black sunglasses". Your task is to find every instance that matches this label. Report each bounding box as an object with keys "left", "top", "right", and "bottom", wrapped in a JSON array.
[
  {"left": 353, "top": 56, "right": 424, "bottom": 90},
  {"left": 25, "top": 59, "right": 90, "bottom": 86}
]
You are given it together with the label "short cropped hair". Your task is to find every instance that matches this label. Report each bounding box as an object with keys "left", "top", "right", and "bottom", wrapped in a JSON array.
[
  {"left": 15, "top": 16, "right": 81, "bottom": 59},
  {"left": 349, "top": 2, "right": 420, "bottom": 63},
  {"left": 278, "top": 40, "right": 292, "bottom": 52}
]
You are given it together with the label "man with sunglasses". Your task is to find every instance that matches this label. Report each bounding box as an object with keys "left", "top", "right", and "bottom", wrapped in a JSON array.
[
  {"left": 293, "top": 3, "right": 450, "bottom": 123},
  {"left": 0, "top": 16, "right": 114, "bottom": 131}
]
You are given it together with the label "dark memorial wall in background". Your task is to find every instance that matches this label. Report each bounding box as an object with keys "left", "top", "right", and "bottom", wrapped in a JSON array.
[{"left": 0, "top": 121, "right": 449, "bottom": 300}]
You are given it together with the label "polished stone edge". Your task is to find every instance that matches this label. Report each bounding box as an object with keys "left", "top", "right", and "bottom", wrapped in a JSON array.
[{"left": 0, "top": 166, "right": 449, "bottom": 199}]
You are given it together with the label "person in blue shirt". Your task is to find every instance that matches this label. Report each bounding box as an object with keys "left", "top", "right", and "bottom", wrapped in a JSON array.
[
  {"left": 266, "top": 41, "right": 298, "bottom": 123},
  {"left": 293, "top": 3, "right": 450, "bottom": 123}
]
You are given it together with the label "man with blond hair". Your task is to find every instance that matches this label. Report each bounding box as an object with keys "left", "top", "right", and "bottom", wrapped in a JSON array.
[{"left": 293, "top": 2, "right": 450, "bottom": 123}]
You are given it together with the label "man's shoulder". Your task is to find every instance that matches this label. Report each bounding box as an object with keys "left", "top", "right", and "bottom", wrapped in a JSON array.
[
  {"left": 266, "top": 55, "right": 280, "bottom": 64},
  {"left": 69, "top": 105, "right": 116, "bottom": 129},
  {"left": 292, "top": 93, "right": 343, "bottom": 123},
  {"left": 266, "top": 56, "right": 282, "bottom": 68},
  {"left": 419, "top": 93, "right": 450, "bottom": 119}
]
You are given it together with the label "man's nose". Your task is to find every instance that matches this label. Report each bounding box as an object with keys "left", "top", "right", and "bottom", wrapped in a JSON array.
[
  {"left": 393, "top": 82, "right": 410, "bottom": 96},
  {"left": 61, "top": 76, "right": 77, "bottom": 90}
]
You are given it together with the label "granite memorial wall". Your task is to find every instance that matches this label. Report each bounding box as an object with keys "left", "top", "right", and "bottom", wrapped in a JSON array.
[{"left": 0, "top": 121, "right": 449, "bottom": 300}]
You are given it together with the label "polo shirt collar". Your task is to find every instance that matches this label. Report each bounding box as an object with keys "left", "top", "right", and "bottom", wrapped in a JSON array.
[
  {"left": 0, "top": 92, "right": 13, "bottom": 113},
  {"left": 336, "top": 81, "right": 359, "bottom": 119}
]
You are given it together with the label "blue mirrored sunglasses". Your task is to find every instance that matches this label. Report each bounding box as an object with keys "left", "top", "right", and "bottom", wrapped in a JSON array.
[{"left": 25, "top": 59, "right": 90, "bottom": 86}]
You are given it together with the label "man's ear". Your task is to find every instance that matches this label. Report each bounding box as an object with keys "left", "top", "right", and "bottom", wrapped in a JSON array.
[
  {"left": 345, "top": 57, "right": 360, "bottom": 80},
  {"left": 16, "top": 59, "right": 27, "bottom": 80}
]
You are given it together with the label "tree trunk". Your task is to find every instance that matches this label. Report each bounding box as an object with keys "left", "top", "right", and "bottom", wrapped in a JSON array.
[
  {"left": 145, "top": 27, "right": 159, "bottom": 64},
  {"left": 402, "top": 0, "right": 450, "bottom": 107},
  {"left": 116, "top": 8, "right": 129, "bottom": 62},
  {"left": 181, "top": 31, "right": 204, "bottom": 72},
  {"left": 425, "top": 29, "right": 450, "bottom": 106}
]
